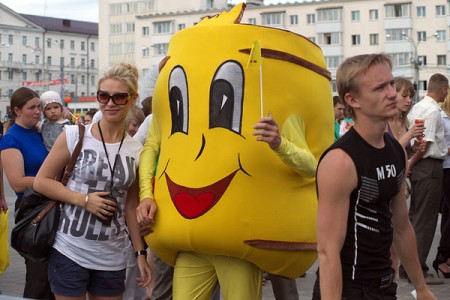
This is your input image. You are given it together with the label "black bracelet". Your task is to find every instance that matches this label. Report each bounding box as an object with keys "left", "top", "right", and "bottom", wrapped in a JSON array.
[{"left": 135, "top": 249, "right": 147, "bottom": 257}]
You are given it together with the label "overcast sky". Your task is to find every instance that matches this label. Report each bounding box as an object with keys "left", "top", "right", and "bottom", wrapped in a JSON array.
[{"left": 1, "top": 0, "right": 299, "bottom": 22}]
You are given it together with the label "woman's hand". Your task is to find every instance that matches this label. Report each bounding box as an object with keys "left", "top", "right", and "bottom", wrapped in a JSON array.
[
  {"left": 84, "top": 192, "right": 117, "bottom": 221},
  {"left": 136, "top": 254, "right": 153, "bottom": 287},
  {"left": 408, "top": 123, "right": 425, "bottom": 140}
]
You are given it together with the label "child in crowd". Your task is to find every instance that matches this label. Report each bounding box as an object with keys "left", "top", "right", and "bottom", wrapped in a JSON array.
[
  {"left": 125, "top": 105, "right": 145, "bottom": 137},
  {"left": 38, "top": 91, "right": 71, "bottom": 151}
]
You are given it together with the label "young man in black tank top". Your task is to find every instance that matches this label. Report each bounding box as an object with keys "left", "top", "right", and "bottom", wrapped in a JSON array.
[{"left": 315, "top": 54, "right": 436, "bottom": 300}]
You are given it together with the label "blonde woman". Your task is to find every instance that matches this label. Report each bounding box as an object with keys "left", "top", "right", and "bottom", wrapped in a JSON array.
[{"left": 34, "top": 63, "right": 152, "bottom": 300}]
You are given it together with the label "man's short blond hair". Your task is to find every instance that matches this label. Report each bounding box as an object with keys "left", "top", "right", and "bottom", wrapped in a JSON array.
[{"left": 337, "top": 53, "right": 393, "bottom": 120}]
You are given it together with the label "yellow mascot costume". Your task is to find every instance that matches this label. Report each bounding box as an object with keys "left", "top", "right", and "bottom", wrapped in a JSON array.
[{"left": 139, "top": 3, "right": 333, "bottom": 299}]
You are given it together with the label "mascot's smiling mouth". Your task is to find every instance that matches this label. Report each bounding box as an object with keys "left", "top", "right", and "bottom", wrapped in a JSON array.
[{"left": 165, "top": 170, "right": 238, "bottom": 219}]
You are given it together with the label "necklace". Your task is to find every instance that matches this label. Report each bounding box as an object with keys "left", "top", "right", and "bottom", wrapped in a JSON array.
[{"left": 97, "top": 120, "right": 125, "bottom": 192}]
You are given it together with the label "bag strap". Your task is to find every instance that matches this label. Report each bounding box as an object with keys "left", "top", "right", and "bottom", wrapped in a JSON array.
[
  {"left": 32, "top": 124, "right": 85, "bottom": 225},
  {"left": 61, "top": 124, "right": 85, "bottom": 186}
]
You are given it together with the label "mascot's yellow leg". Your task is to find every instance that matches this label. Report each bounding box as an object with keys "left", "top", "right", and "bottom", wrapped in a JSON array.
[{"left": 173, "top": 252, "right": 262, "bottom": 300}]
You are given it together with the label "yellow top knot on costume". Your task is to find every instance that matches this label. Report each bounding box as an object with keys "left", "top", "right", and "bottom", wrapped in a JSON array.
[
  {"left": 139, "top": 2, "right": 333, "bottom": 278},
  {"left": 196, "top": 2, "right": 245, "bottom": 26}
]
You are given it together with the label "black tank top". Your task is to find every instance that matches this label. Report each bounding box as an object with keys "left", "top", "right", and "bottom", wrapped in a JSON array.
[{"left": 319, "top": 127, "right": 405, "bottom": 280}]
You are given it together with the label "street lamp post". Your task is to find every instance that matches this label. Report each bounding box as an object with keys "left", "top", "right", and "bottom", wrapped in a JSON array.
[
  {"left": 401, "top": 32, "right": 420, "bottom": 103},
  {"left": 55, "top": 40, "right": 65, "bottom": 98}
]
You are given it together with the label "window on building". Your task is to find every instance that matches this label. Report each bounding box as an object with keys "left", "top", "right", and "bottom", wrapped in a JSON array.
[
  {"left": 317, "top": 8, "right": 341, "bottom": 22},
  {"left": 70, "top": 40, "right": 75, "bottom": 50},
  {"left": 153, "top": 43, "right": 169, "bottom": 55},
  {"left": 417, "top": 56, "right": 427, "bottom": 66},
  {"left": 90, "top": 42, "right": 95, "bottom": 52},
  {"left": 81, "top": 58, "right": 85, "bottom": 67},
  {"left": 261, "top": 12, "right": 284, "bottom": 26},
  {"left": 47, "top": 38, "right": 52, "bottom": 48},
  {"left": 437, "top": 55, "right": 447, "bottom": 65},
  {"left": 325, "top": 56, "right": 341, "bottom": 68},
  {"left": 47, "top": 56, "right": 51, "bottom": 65},
  {"left": 436, "top": 30, "right": 446, "bottom": 41},
  {"left": 8, "top": 53, "right": 12, "bottom": 62},
  {"left": 22, "top": 54, "right": 27, "bottom": 64},
  {"left": 81, "top": 75, "right": 85, "bottom": 85},
  {"left": 90, "top": 59, "right": 95, "bottom": 68},
  {"left": 8, "top": 70, "right": 13, "bottom": 80},
  {"left": 352, "top": 34, "right": 361, "bottom": 45},
  {"left": 22, "top": 36, "right": 27, "bottom": 46},
  {"left": 290, "top": 15, "right": 298, "bottom": 25},
  {"left": 385, "top": 3, "right": 411, "bottom": 18},
  {"left": 70, "top": 57, "right": 75, "bottom": 67},
  {"left": 8, "top": 35, "right": 13, "bottom": 45},
  {"left": 126, "top": 23, "right": 135, "bottom": 33},
  {"left": 70, "top": 74, "right": 75, "bottom": 84},
  {"left": 318, "top": 32, "right": 340, "bottom": 45},
  {"left": 386, "top": 29, "right": 409, "bottom": 41},
  {"left": 142, "top": 26, "right": 150, "bottom": 36},
  {"left": 81, "top": 41, "right": 85, "bottom": 51},
  {"left": 178, "top": 23, "right": 186, "bottom": 30},
  {"left": 153, "top": 21, "right": 173, "bottom": 34},
  {"left": 59, "top": 39, "right": 64, "bottom": 49},
  {"left": 110, "top": 23, "right": 122, "bottom": 34},
  {"left": 35, "top": 55, "right": 40, "bottom": 64},
  {"left": 417, "top": 6, "right": 426, "bottom": 17},
  {"left": 417, "top": 31, "right": 426, "bottom": 42},
  {"left": 35, "top": 37, "right": 40, "bottom": 47},
  {"left": 389, "top": 52, "right": 411, "bottom": 66},
  {"left": 351, "top": 10, "right": 360, "bottom": 22},
  {"left": 91, "top": 75, "right": 95, "bottom": 86},
  {"left": 142, "top": 47, "right": 150, "bottom": 57},
  {"left": 307, "top": 14, "right": 315, "bottom": 24},
  {"left": 126, "top": 43, "right": 134, "bottom": 54},
  {"left": 22, "top": 72, "right": 27, "bottom": 81},
  {"left": 436, "top": 5, "right": 445, "bottom": 16},
  {"left": 369, "top": 9, "right": 378, "bottom": 20},
  {"left": 110, "top": 3, "right": 122, "bottom": 15},
  {"left": 248, "top": 18, "right": 256, "bottom": 25},
  {"left": 370, "top": 33, "right": 379, "bottom": 45}
]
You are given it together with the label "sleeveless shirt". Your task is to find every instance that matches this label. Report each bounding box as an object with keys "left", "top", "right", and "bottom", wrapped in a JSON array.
[{"left": 319, "top": 126, "right": 405, "bottom": 280}]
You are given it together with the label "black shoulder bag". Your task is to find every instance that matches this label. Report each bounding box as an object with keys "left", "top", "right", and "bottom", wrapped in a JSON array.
[{"left": 11, "top": 124, "right": 85, "bottom": 262}]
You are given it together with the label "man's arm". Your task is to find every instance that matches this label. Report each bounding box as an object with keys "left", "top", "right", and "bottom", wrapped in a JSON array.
[
  {"left": 391, "top": 173, "right": 436, "bottom": 300},
  {"left": 317, "top": 149, "right": 356, "bottom": 300}
]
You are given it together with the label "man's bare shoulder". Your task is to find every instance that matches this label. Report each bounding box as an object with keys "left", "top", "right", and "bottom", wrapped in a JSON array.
[{"left": 317, "top": 148, "right": 357, "bottom": 190}]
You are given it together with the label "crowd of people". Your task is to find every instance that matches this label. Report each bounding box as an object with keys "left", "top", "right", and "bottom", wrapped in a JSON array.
[{"left": 0, "top": 52, "right": 449, "bottom": 300}]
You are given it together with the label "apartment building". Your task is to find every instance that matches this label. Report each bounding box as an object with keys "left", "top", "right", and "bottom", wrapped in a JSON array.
[
  {"left": 0, "top": 3, "right": 99, "bottom": 119},
  {"left": 99, "top": 0, "right": 450, "bottom": 99}
]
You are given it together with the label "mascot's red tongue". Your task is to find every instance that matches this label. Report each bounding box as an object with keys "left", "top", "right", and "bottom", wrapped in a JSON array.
[
  {"left": 165, "top": 171, "right": 238, "bottom": 219},
  {"left": 173, "top": 192, "right": 215, "bottom": 219}
]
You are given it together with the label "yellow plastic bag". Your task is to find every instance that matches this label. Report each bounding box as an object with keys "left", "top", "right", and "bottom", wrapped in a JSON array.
[{"left": 0, "top": 210, "right": 10, "bottom": 274}]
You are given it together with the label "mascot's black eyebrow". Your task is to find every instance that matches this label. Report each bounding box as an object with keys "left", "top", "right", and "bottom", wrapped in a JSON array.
[{"left": 239, "top": 48, "right": 331, "bottom": 81}]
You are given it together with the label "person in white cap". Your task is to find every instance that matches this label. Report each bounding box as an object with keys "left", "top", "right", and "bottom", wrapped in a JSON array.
[{"left": 38, "top": 91, "right": 71, "bottom": 151}]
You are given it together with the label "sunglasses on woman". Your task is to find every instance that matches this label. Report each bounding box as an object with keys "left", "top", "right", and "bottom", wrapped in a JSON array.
[{"left": 96, "top": 90, "right": 130, "bottom": 105}]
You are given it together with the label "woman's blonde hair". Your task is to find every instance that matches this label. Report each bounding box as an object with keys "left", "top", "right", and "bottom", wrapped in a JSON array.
[
  {"left": 98, "top": 63, "right": 139, "bottom": 96},
  {"left": 442, "top": 88, "right": 450, "bottom": 116}
]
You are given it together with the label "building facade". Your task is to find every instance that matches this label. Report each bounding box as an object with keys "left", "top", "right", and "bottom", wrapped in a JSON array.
[
  {"left": 99, "top": 0, "right": 450, "bottom": 100},
  {"left": 0, "top": 3, "right": 99, "bottom": 119}
]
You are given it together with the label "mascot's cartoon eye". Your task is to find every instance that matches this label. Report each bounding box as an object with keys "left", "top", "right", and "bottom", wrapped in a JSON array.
[
  {"left": 209, "top": 60, "right": 244, "bottom": 134},
  {"left": 169, "top": 66, "right": 189, "bottom": 135}
]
